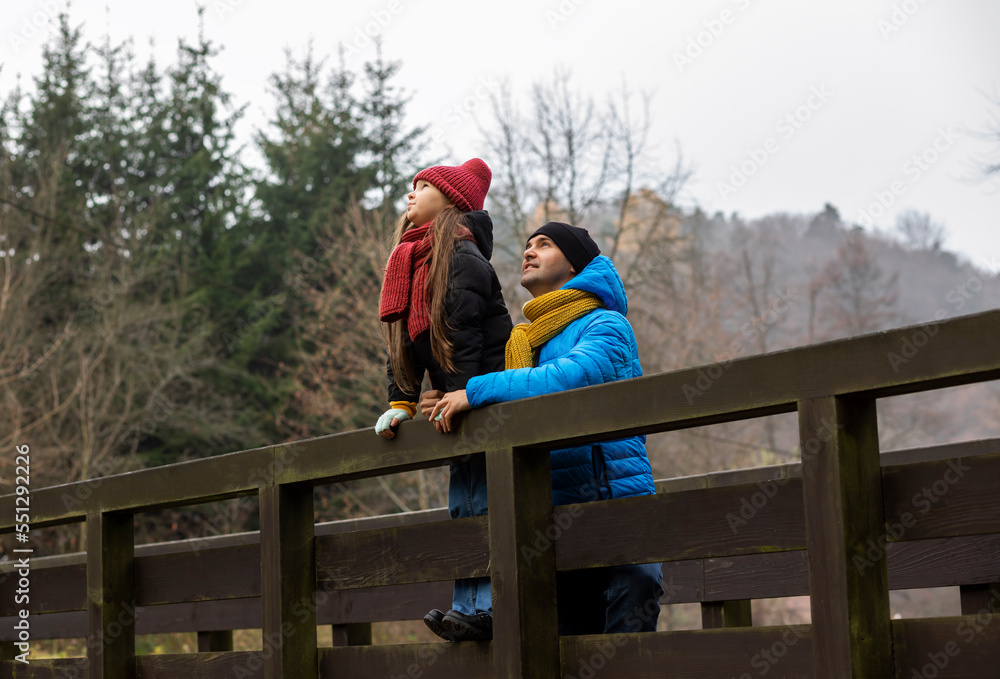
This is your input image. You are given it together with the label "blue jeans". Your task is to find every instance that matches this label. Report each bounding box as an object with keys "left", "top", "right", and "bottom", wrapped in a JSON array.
[
  {"left": 448, "top": 453, "right": 491, "bottom": 616},
  {"left": 556, "top": 562, "right": 663, "bottom": 635}
]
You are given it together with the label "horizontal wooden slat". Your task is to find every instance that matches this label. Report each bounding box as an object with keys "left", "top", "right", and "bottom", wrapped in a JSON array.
[
  {"left": 557, "top": 479, "right": 807, "bottom": 570},
  {"left": 705, "top": 551, "right": 809, "bottom": 601},
  {"left": 316, "top": 516, "right": 489, "bottom": 590},
  {"left": 0, "top": 657, "right": 87, "bottom": 678},
  {"left": 136, "top": 544, "right": 261, "bottom": 606},
  {"left": 560, "top": 626, "right": 814, "bottom": 677},
  {"left": 136, "top": 652, "right": 263, "bottom": 679},
  {"left": 882, "top": 453, "right": 1000, "bottom": 541},
  {"left": 892, "top": 615, "right": 1000, "bottom": 678},
  {"left": 558, "top": 616, "right": 1000, "bottom": 679},
  {"left": 0, "top": 598, "right": 263, "bottom": 641},
  {"left": 0, "top": 564, "right": 85, "bottom": 615},
  {"left": 318, "top": 642, "right": 493, "bottom": 679},
  {"left": 702, "top": 535, "right": 1000, "bottom": 603},
  {"left": 0, "top": 448, "right": 275, "bottom": 529},
  {"left": 318, "top": 581, "right": 452, "bottom": 624},
  {"left": 655, "top": 437, "right": 1000, "bottom": 495}
]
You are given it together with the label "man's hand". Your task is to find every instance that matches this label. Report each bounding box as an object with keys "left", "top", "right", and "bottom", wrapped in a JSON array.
[
  {"left": 419, "top": 390, "right": 444, "bottom": 418},
  {"left": 428, "top": 389, "right": 471, "bottom": 433}
]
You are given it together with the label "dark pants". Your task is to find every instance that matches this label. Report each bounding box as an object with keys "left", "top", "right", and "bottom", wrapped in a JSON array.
[{"left": 557, "top": 562, "right": 664, "bottom": 635}]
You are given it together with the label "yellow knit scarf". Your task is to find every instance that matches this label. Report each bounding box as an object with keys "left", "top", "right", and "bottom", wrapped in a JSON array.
[{"left": 505, "top": 289, "right": 603, "bottom": 369}]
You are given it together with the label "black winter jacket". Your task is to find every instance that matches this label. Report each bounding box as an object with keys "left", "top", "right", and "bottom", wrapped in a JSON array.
[{"left": 387, "top": 210, "right": 513, "bottom": 403}]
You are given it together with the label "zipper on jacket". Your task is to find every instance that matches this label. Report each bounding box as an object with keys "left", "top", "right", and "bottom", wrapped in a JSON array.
[{"left": 590, "top": 444, "right": 613, "bottom": 500}]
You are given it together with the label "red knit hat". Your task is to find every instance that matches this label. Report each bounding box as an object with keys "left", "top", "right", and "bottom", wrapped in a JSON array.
[{"left": 413, "top": 158, "right": 491, "bottom": 212}]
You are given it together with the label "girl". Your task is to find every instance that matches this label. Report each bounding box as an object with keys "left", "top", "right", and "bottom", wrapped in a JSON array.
[{"left": 375, "top": 158, "right": 511, "bottom": 642}]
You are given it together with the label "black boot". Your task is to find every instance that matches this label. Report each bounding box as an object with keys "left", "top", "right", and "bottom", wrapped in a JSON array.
[
  {"left": 423, "top": 609, "right": 453, "bottom": 641},
  {"left": 442, "top": 610, "right": 493, "bottom": 641}
]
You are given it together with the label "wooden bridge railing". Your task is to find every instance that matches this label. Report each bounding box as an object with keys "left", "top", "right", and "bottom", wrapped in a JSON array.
[{"left": 1, "top": 308, "right": 999, "bottom": 678}]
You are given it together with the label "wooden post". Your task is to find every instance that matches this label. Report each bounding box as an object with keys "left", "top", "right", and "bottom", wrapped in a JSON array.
[
  {"left": 798, "top": 396, "right": 893, "bottom": 678},
  {"left": 197, "top": 630, "right": 234, "bottom": 652},
  {"left": 486, "top": 446, "right": 559, "bottom": 679},
  {"left": 259, "top": 484, "right": 317, "bottom": 679},
  {"left": 86, "top": 511, "right": 136, "bottom": 679},
  {"left": 701, "top": 599, "right": 752, "bottom": 629}
]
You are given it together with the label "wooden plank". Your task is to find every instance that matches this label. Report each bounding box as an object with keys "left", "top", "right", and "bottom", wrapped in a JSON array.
[
  {"left": 132, "top": 599, "right": 261, "bottom": 635},
  {"left": 655, "top": 437, "right": 1000, "bottom": 496},
  {"left": 701, "top": 600, "right": 752, "bottom": 629},
  {"left": 315, "top": 516, "right": 489, "bottom": 590},
  {"left": 892, "top": 615, "right": 1000, "bottom": 678},
  {"left": 555, "top": 479, "right": 807, "bottom": 571},
  {"left": 559, "top": 626, "right": 813, "bottom": 678},
  {"left": 136, "top": 652, "right": 263, "bottom": 679},
  {"left": 486, "top": 446, "right": 559, "bottom": 679},
  {"left": 0, "top": 563, "right": 85, "bottom": 616},
  {"left": 705, "top": 551, "right": 809, "bottom": 601},
  {"left": 799, "top": 396, "right": 892, "bottom": 678},
  {"left": 0, "top": 657, "right": 88, "bottom": 678},
  {"left": 887, "top": 535, "right": 1000, "bottom": 590},
  {"left": 702, "top": 534, "right": 1000, "bottom": 603},
  {"left": 258, "top": 485, "right": 316, "bottom": 679},
  {"left": 317, "top": 643, "right": 493, "bottom": 679},
  {"left": 881, "top": 453, "right": 1000, "bottom": 542},
  {"left": 86, "top": 510, "right": 136, "bottom": 679},
  {"left": 880, "top": 437, "right": 1000, "bottom": 467},
  {"left": 0, "top": 610, "right": 87, "bottom": 640},
  {"left": 0, "top": 447, "right": 274, "bottom": 529},
  {"left": 657, "top": 462, "right": 801, "bottom": 494},
  {"left": 316, "top": 581, "right": 452, "bottom": 624},
  {"left": 135, "top": 544, "right": 260, "bottom": 605}
]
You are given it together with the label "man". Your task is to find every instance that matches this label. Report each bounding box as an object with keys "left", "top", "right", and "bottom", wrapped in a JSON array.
[{"left": 425, "top": 221, "right": 663, "bottom": 641}]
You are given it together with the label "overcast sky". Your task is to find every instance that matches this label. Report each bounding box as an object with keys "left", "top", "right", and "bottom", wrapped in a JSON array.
[{"left": 3, "top": 0, "right": 999, "bottom": 271}]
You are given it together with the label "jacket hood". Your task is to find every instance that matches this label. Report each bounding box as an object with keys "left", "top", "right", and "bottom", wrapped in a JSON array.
[
  {"left": 461, "top": 210, "right": 495, "bottom": 261},
  {"left": 562, "top": 255, "right": 628, "bottom": 315}
]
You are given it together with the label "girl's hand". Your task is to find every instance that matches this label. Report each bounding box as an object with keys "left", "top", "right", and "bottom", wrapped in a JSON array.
[
  {"left": 428, "top": 390, "right": 471, "bottom": 433},
  {"left": 375, "top": 408, "right": 411, "bottom": 439},
  {"left": 419, "top": 390, "right": 445, "bottom": 418}
]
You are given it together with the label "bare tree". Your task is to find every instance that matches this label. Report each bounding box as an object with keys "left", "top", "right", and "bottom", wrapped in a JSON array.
[
  {"left": 816, "top": 229, "right": 900, "bottom": 338},
  {"left": 895, "top": 209, "right": 946, "bottom": 252},
  {"left": 479, "top": 69, "right": 691, "bottom": 314}
]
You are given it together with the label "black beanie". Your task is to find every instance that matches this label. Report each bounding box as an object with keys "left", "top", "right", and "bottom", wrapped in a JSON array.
[{"left": 527, "top": 222, "right": 601, "bottom": 273}]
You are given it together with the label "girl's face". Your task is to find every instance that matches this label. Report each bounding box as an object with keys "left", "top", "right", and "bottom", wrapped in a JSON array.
[{"left": 406, "top": 180, "right": 453, "bottom": 227}]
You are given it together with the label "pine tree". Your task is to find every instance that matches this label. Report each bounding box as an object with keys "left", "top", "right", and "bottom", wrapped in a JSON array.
[{"left": 360, "top": 42, "right": 427, "bottom": 208}]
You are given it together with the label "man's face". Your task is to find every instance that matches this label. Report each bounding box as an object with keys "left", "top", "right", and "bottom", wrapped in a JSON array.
[
  {"left": 406, "top": 179, "right": 452, "bottom": 227},
  {"left": 521, "top": 234, "right": 576, "bottom": 297}
]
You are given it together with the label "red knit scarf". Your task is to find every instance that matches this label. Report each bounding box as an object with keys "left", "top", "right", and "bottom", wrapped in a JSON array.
[{"left": 379, "top": 222, "right": 475, "bottom": 341}]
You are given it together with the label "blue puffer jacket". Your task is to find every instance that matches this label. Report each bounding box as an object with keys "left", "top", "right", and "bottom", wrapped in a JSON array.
[{"left": 466, "top": 255, "right": 656, "bottom": 505}]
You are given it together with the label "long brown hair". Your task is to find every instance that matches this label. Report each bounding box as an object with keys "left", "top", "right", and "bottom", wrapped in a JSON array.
[{"left": 383, "top": 205, "right": 470, "bottom": 394}]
